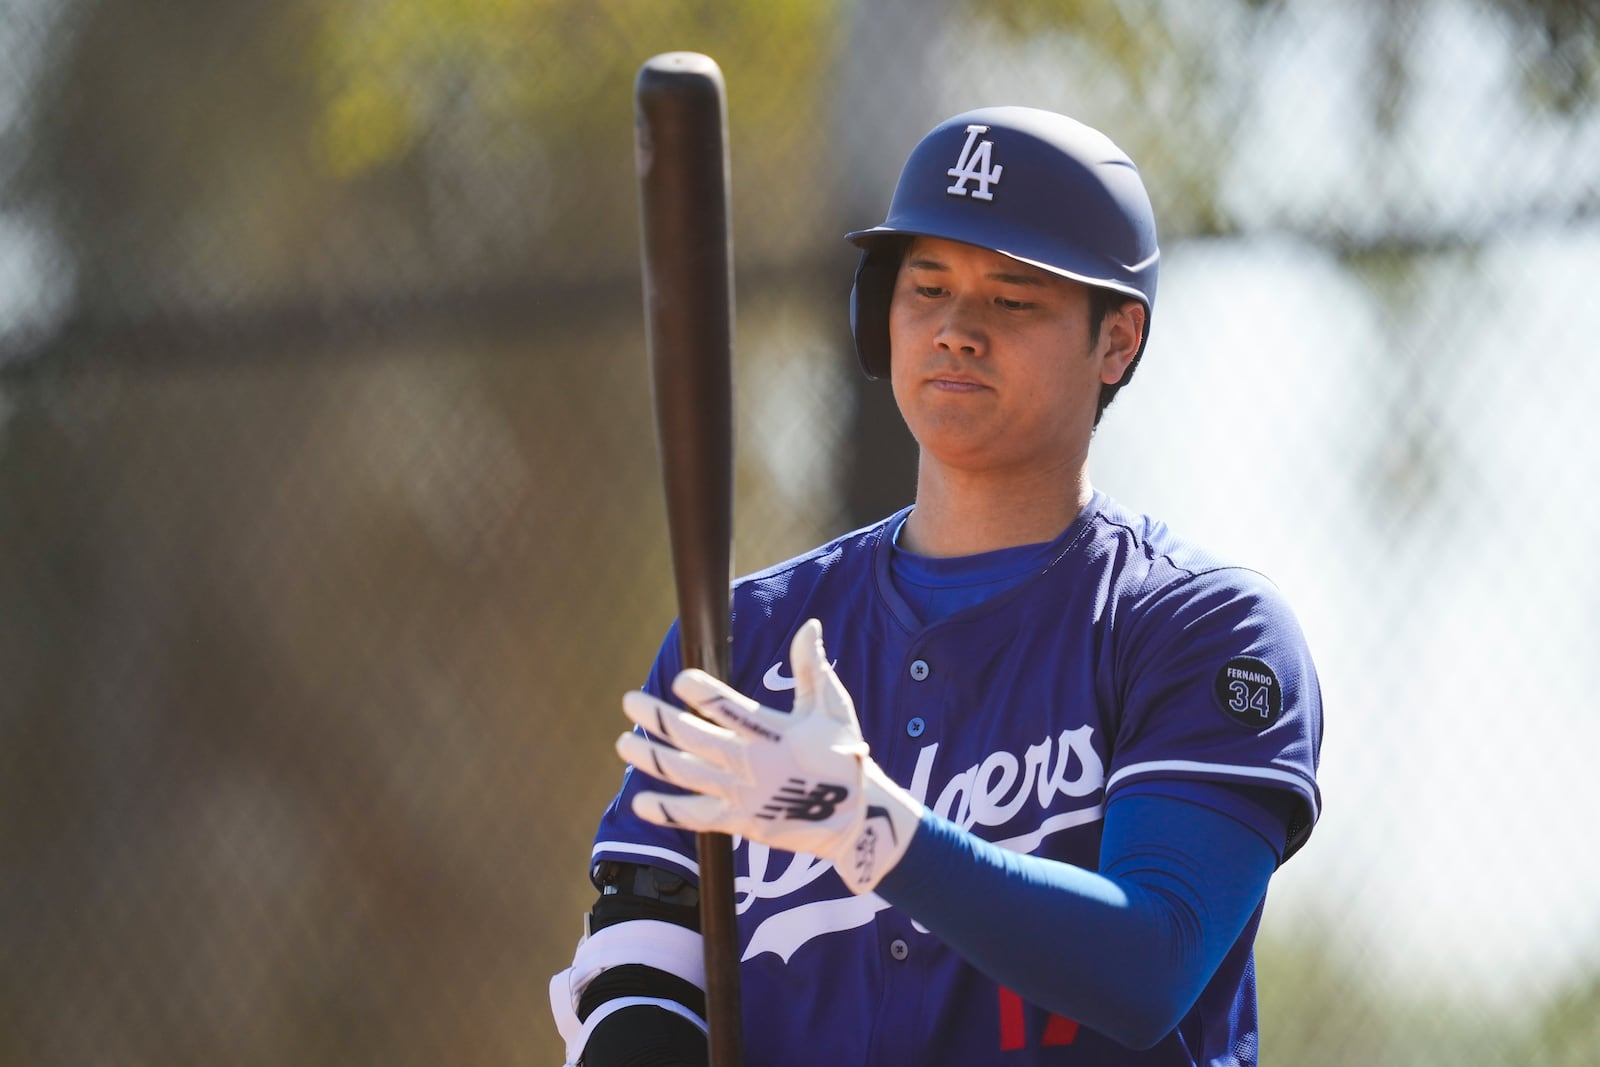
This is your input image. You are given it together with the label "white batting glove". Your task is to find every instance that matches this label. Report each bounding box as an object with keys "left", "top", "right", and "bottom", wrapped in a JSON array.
[{"left": 617, "top": 619, "right": 923, "bottom": 894}]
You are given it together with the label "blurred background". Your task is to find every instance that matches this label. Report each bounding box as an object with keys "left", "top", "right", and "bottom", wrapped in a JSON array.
[{"left": 2, "top": 0, "right": 1598, "bottom": 1063}]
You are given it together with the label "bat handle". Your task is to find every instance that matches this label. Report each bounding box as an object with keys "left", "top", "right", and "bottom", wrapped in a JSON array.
[{"left": 696, "top": 830, "right": 742, "bottom": 1066}]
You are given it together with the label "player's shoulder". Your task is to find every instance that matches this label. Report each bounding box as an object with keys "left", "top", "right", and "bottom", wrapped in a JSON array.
[
  {"left": 1083, "top": 492, "right": 1292, "bottom": 611},
  {"left": 729, "top": 508, "right": 904, "bottom": 612}
]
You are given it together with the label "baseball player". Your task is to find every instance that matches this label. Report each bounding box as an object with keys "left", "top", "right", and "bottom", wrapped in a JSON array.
[{"left": 551, "top": 107, "right": 1323, "bottom": 1066}]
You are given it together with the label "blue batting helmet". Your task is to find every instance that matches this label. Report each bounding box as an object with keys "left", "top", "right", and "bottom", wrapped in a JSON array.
[{"left": 845, "top": 107, "right": 1160, "bottom": 382}]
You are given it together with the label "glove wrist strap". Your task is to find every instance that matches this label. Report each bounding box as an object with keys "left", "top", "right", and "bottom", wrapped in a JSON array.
[{"left": 837, "top": 763, "right": 923, "bottom": 894}]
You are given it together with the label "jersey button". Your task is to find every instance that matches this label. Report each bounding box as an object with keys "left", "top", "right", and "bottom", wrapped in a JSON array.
[
  {"left": 909, "top": 659, "right": 930, "bottom": 681},
  {"left": 906, "top": 717, "right": 926, "bottom": 738},
  {"left": 889, "top": 938, "right": 910, "bottom": 961}
]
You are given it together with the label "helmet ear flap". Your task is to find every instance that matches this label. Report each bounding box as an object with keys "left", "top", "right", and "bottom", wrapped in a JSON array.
[{"left": 849, "top": 238, "right": 909, "bottom": 380}]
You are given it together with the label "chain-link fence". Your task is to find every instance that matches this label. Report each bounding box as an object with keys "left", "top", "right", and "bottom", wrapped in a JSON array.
[{"left": 2, "top": 1, "right": 1598, "bottom": 1064}]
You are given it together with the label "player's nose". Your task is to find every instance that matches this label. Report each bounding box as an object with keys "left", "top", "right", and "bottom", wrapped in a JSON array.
[{"left": 933, "top": 298, "right": 988, "bottom": 357}]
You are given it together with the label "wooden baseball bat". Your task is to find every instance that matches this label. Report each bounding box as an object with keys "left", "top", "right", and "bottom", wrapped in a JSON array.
[{"left": 633, "top": 52, "right": 742, "bottom": 1067}]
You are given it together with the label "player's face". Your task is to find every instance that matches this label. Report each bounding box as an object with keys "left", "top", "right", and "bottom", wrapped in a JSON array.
[{"left": 887, "top": 236, "right": 1139, "bottom": 478}]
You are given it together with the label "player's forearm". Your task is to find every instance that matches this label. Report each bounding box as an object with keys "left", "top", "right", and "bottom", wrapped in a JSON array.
[{"left": 874, "top": 792, "right": 1278, "bottom": 1050}]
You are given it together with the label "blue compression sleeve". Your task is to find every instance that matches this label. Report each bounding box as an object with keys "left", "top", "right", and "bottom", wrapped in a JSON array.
[{"left": 874, "top": 790, "right": 1280, "bottom": 1050}]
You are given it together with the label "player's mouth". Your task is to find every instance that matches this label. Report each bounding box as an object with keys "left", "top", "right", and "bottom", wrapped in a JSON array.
[{"left": 927, "top": 371, "right": 992, "bottom": 393}]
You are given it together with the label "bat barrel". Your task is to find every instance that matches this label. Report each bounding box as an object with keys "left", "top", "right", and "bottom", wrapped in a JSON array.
[{"left": 635, "top": 52, "right": 735, "bottom": 682}]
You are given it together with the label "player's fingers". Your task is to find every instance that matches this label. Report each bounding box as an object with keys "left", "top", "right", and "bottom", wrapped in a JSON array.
[
  {"left": 621, "top": 690, "right": 744, "bottom": 767},
  {"left": 615, "top": 732, "right": 734, "bottom": 798},
  {"left": 631, "top": 790, "right": 733, "bottom": 835},
  {"left": 789, "top": 618, "right": 855, "bottom": 727},
  {"left": 671, "top": 669, "right": 790, "bottom": 742},
  {"left": 787, "top": 619, "right": 825, "bottom": 706}
]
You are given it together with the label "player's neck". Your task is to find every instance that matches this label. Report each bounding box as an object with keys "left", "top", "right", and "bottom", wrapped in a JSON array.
[{"left": 902, "top": 459, "right": 1093, "bottom": 558}]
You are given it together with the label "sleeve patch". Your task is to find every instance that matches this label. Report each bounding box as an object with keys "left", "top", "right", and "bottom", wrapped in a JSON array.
[{"left": 1212, "top": 656, "right": 1283, "bottom": 731}]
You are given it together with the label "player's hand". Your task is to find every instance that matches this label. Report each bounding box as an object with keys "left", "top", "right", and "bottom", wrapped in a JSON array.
[{"left": 616, "top": 618, "right": 923, "bottom": 893}]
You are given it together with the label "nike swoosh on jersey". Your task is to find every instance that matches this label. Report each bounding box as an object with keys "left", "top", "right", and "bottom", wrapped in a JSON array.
[
  {"left": 763, "top": 662, "right": 798, "bottom": 691},
  {"left": 762, "top": 659, "right": 839, "bottom": 692}
]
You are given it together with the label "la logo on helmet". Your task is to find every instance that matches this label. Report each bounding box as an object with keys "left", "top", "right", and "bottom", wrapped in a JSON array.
[{"left": 946, "top": 125, "right": 1004, "bottom": 201}]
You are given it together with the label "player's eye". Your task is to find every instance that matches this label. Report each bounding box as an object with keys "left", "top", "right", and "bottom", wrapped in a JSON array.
[
  {"left": 914, "top": 285, "right": 947, "bottom": 299},
  {"left": 996, "top": 297, "right": 1032, "bottom": 311}
]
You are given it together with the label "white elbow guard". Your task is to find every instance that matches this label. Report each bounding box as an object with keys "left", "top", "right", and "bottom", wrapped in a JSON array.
[{"left": 548, "top": 918, "right": 707, "bottom": 1065}]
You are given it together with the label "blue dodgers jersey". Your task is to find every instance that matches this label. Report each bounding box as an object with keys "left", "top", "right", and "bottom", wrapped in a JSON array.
[{"left": 592, "top": 491, "right": 1323, "bottom": 1066}]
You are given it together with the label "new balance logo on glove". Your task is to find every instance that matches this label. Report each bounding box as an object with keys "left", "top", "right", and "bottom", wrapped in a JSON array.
[{"left": 759, "top": 779, "right": 850, "bottom": 822}]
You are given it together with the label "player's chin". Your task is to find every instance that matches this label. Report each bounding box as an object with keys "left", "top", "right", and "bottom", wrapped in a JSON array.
[
  {"left": 906, "top": 418, "right": 1011, "bottom": 468},
  {"left": 905, "top": 389, "right": 998, "bottom": 424}
]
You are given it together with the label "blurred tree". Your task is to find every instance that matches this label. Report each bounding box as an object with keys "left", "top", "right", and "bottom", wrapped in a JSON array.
[
  {"left": 1255, "top": 925, "right": 1516, "bottom": 1066},
  {"left": 963, "top": 0, "right": 1250, "bottom": 236},
  {"left": 309, "top": 0, "right": 843, "bottom": 269},
  {"left": 13, "top": 0, "right": 331, "bottom": 321},
  {"left": 965, "top": 0, "right": 1600, "bottom": 239},
  {"left": 7, "top": 0, "right": 1596, "bottom": 343},
  {"left": 1518, "top": 970, "right": 1600, "bottom": 1065},
  {"left": 1491, "top": 0, "right": 1600, "bottom": 114},
  {"left": 11, "top": 0, "right": 843, "bottom": 330}
]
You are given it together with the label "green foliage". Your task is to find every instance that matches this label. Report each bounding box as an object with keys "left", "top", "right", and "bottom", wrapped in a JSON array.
[
  {"left": 1258, "top": 922, "right": 1600, "bottom": 1066},
  {"left": 961, "top": 0, "right": 1600, "bottom": 239},
  {"left": 310, "top": 0, "right": 841, "bottom": 178},
  {"left": 971, "top": 0, "right": 1185, "bottom": 97},
  {"left": 1491, "top": 0, "right": 1600, "bottom": 114},
  {"left": 953, "top": 0, "right": 1248, "bottom": 237},
  {"left": 1516, "top": 970, "right": 1600, "bottom": 1065},
  {"left": 12, "top": 0, "right": 846, "bottom": 321}
]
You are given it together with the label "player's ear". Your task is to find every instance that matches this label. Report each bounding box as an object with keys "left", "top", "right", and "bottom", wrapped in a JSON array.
[{"left": 1098, "top": 301, "right": 1144, "bottom": 386}]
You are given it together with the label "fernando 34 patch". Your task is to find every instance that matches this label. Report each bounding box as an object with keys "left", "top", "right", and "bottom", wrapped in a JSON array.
[{"left": 1213, "top": 656, "right": 1283, "bottom": 731}]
